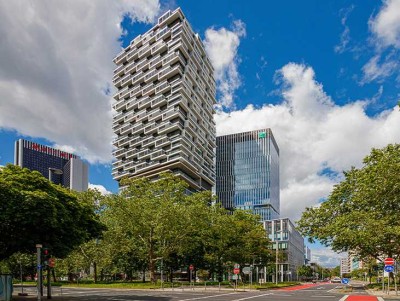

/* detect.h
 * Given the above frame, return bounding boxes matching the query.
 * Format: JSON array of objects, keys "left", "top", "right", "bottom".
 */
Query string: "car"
[{"left": 331, "top": 277, "right": 342, "bottom": 283}]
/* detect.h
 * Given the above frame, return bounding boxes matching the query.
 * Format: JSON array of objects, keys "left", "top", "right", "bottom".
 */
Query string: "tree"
[
  {"left": 0, "top": 164, "right": 105, "bottom": 260},
  {"left": 101, "top": 172, "right": 213, "bottom": 283},
  {"left": 297, "top": 265, "right": 313, "bottom": 280},
  {"left": 331, "top": 266, "right": 340, "bottom": 277},
  {"left": 298, "top": 144, "right": 400, "bottom": 263},
  {"left": 202, "top": 207, "right": 272, "bottom": 281}
]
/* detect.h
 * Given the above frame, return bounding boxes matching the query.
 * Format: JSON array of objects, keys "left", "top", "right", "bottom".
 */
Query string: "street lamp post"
[
  {"left": 276, "top": 240, "right": 278, "bottom": 285},
  {"left": 36, "top": 244, "right": 42, "bottom": 301}
]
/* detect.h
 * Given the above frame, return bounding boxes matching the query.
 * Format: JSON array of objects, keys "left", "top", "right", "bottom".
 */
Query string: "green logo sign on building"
[{"left": 258, "top": 132, "right": 266, "bottom": 138}]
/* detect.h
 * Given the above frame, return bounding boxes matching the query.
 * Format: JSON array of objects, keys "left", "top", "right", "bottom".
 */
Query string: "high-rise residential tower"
[
  {"left": 216, "top": 129, "right": 280, "bottom": 221},
  {"left": 14, "top": 139, "right": 88, "bottom": 192},
  {"left": 112, "top": 8, "right": 216, "bottom": 191}
]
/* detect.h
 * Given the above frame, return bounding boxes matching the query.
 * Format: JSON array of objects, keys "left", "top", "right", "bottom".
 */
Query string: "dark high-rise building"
[
  {"left": 14, "top": 139, "right": 88, "bottom": 191},
  {"left": 216, "top": 129, "right": 280, "bottom": 221},
  {"left": 111, "top": 8, "right": 216, "bottom": 191}
]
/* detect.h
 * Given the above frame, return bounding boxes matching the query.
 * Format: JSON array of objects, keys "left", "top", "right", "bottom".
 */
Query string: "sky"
[{"left": 1, "top": 0, "right": 400, "bottom": 267}]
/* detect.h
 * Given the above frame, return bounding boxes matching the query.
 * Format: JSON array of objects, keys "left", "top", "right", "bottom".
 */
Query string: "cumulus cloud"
[
  {"left": 362, "top": 0, "right": 400, "bottom": 83},
  {"left": 369, "top": 0, "right": 400, "bottom": 49},
  {"left": 204, "top": 20, "right": 246, "bottom": 109},
  {"left": 0, "top": 0, "right": 160, "bottom": 163},
  {"left": 311, "top": 247, "right": 347, "bottom": 268},
  {"left": 89, "top": 183, "right": 112, "bottom": 195},
  {"left": 215, "top": 62, "right": 400, "bottom": 221}
]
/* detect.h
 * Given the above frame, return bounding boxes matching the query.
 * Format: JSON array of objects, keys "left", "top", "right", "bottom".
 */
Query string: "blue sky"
[{"left": 1, "top": 0, "right": 399, "bottom": 266}]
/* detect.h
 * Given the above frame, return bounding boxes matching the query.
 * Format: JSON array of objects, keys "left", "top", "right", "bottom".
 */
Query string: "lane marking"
[
  {"left": 231, "top": 293, "right": 273, "bottom": 300},
  {"left": 377, "top": 298, "right": 384, "bottom": 301},
  {"left": 339, "top": 296, "right": 349, "bottom": 301},
  {"left": 178, "top": 292, "right": 237, "bottom": 301}
]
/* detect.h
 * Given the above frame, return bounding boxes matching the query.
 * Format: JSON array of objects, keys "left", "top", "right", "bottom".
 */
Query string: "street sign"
[
  {"left": 342, "top": 278, "right": 349, "bottom": 284},
  {"left": 233, "top": 268, "right": 240, "bottom": 275},
  {"left": 384, "top": 265, "right": 394, "bottom": 273},
  {"left": 384, "top": 258, "right": 395, "bottom": 265},
  {"left": 189, "top": 264, "right": 194, "bottom": 271},
  {"left": 234, "top": 263, "right": 240, "bottom": 269}
]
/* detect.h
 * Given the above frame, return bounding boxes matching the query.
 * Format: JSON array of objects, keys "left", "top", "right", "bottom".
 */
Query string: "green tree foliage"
[
  {"left": 203, "top": 208, "right": 272, "bottom": 281},
  {"left": 0, "top": 164, "right": 105, "bottom": 260},
  {"left": 98, "top": 173, "right": 272, "bottom": 283},
  {"left": 101, "top": 173, "right": 211, "bottom": 282},
  {"left": 298, "top": 144, "right": 400, "bottom": 262},
  {"left": 331, "top": 266, "right": 340, "bottom": 277},
  {"left": 297, "top": 265, "right": 313, "bottom": 278}
]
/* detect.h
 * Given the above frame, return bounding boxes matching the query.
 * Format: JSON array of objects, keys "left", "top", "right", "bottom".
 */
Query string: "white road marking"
[
  {"left": 231, "top": 293, "right": 273, "bottom": 300},
  {"left": 338, "top": 296, "right": 348, "bottom": 301},
  {"left": 377, "top": 298, "right": 385, "bottom": 301},
  {"left": 178, "top": 292, "right": 237, "bottom": 301}
]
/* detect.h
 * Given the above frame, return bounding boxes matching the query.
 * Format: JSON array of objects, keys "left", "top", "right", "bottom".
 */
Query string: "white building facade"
[{"left": 112, "top": 8, "right": 216, "bottom": 191}]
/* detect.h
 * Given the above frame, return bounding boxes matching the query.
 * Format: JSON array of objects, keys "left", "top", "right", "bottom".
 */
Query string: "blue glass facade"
[
  {"left": 15, "top": 139, "right": 77, "bottom": 187},
  {"left": 216, "top": 129, "right": 280, "bottom": 221}
]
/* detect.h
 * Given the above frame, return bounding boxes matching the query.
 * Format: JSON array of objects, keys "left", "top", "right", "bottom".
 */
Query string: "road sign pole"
[
  {"left": 36, "top": 244, "right": 42, "bottom": 301},
  {"left": 47, "top": 265, "right": 51, "bottom": 299}
]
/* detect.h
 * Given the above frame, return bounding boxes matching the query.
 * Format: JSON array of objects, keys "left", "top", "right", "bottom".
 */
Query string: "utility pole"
[
  {"left": 275, "top": 240, "right": 278, "bottom": 284},
  {"left": 36, "top": 244, "right": 42, "bottom": 301}
]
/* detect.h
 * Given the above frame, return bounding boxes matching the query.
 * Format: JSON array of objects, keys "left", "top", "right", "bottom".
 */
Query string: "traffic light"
[{"left": 42, "top": 248, "right": 50, "bottom": 267}]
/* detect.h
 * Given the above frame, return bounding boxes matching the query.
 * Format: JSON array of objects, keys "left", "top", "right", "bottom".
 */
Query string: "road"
[{"left": 13, "top": 283, "right": 400, "bottom": 301}]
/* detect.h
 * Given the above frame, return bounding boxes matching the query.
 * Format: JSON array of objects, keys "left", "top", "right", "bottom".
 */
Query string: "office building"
[
  {"left": 14, "top": 139, "right": 88, "bottom": 191},
  {"left": 340, "top": 257, "right": 351, "bottom": 276},
  {"left": 305, "top": 246, "right": 312, "bottom": 265},
  {"left": 264, "top": 218, "right": 305, "bottom": 281},
  {"left": 216, "top": 129, "right": 279, "bottom": 220},
  {"left": 112, "top": 8, "right": 216, "bottom": 191}
]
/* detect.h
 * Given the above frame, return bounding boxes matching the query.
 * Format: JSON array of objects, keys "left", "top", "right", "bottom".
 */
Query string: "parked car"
[{"left": 331, "top": 277, "right": 342, "bottom": 283}]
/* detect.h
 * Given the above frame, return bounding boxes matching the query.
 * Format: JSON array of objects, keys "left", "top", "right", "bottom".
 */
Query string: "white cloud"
[
  {"left": 369, "top": 0, "right": 400, "bottom": 49},
  {"left": 362, "top": 0, "right": 400, "bottom": 83},
  {"left": 361, "top": 54, "right": 399, "bottom": 84},
  {"left": 334, "top": 5, "right": 354, "bottom": 54},
  {"left": 215, "top": 62, "right": 400, "bottom": 221},
  {"left": 0, "top": 0, "right": 160, "bottom": 163},
  {"left": 311, "top": 246, "right": 346, "bottom": 268},
  {"left": 89, "top": 183, "right": 112, "bottom": 195},
  {"left": 204, "top": 20, "right": 246, "bottom": 109}
]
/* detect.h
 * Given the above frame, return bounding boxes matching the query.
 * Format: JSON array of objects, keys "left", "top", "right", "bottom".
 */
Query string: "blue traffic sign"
[
  {"left": 384, "top": 265, "right": 394, "bottom": 273},
  {"left": 342, "top": 278, "right": 349, "bottom": 284},
  {"left": 37, "top": 264, "right": 42, "bottom": 269}
]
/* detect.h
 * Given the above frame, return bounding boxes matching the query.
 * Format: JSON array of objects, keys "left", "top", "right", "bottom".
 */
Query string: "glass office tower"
[{"left": 216, "top": 129, "right": 280, "bottom": 221}]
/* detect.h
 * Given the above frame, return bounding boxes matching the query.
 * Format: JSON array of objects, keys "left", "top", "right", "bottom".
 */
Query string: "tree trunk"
[
  {"left": 93, "top": 262, "right": 97, "bottom": 283},
  {"left": 52, "top": 269, "right": 57, "bottom": 283},
  {"left": 142, "top": 267, "right": 146, "bottom": 283},
  {"left": 149, "top": 235, "right": 155, "bottom": 283}
]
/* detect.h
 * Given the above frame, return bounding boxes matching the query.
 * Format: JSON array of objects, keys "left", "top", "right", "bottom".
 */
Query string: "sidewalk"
[{"left": 367, "top": 289, "right": 400, "bottom": 300}]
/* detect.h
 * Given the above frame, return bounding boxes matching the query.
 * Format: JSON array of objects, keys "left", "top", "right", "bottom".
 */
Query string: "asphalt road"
[{"left": 13, "top": 283, "right": 400, "bottom": 301}]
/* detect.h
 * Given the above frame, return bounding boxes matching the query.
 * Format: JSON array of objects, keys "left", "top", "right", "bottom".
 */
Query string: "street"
[{"left": 13, "top": 283, "right": 400, "bottom": 301}]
